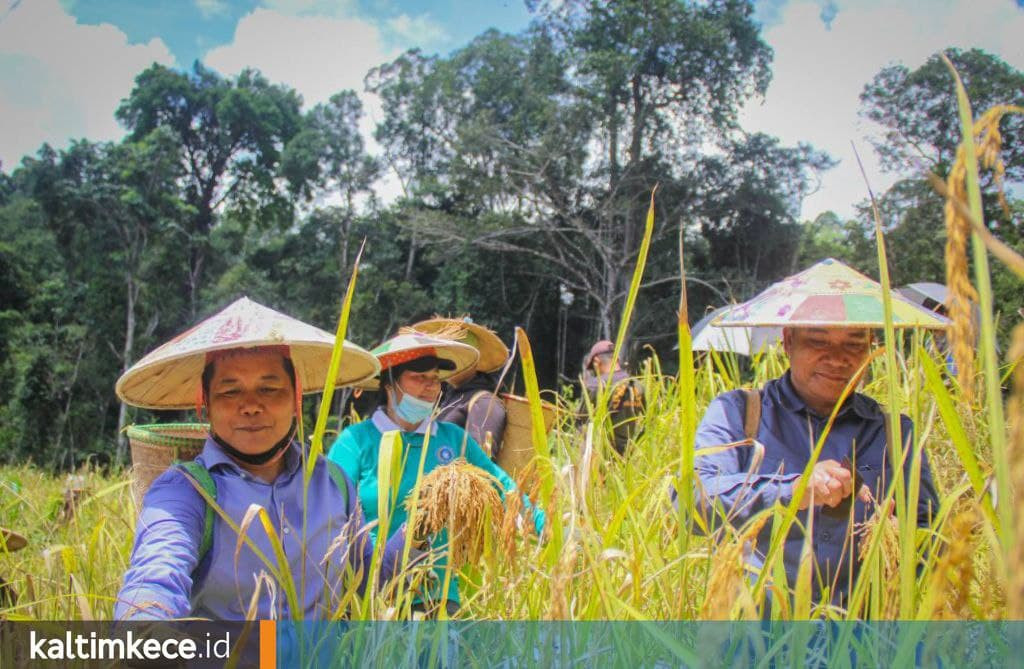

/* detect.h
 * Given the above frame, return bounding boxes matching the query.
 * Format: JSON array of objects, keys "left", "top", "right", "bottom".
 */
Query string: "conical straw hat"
[
  {"left": 372, "top": 332, "right": 479, "bottom": 380},
  {"left": 712, "top": 258, "right": 951, "bottom": 329},
  {"left": 410, "top": 316, "right": 509, "bottom": 373},
  {"left": 116, "top": 297, "right": 380, "bottom": 409},
  {"left": 1, "top": 527, "right": 27, "bottom": 552}
]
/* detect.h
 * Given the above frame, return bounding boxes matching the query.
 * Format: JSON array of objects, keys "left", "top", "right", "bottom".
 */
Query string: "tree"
[
  {"left": 9, "top": 137, "right": 190, "bottom": 464},
  {"left": 283, "top": 91, "right": 380, "bottom": 272},
  {"left": 368, "top": 2, "right": 826, "bottom": 356},
  {"left": 116, "top": 62, "right": 307, "bottom": 317},
  {"left": 861, "top": 48, "right": 1024, "bottom": 182},
  {"left": 859, "top": 48, "right": 1024, "bottom": 344},
  {"left": 697, "top": 133, "right": 834, "bottom": 291}
]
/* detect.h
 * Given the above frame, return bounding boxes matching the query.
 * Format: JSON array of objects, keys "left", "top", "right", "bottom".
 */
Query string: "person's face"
[
  {"left": 782, "top": 327, "right": 872, "bottom": 414},
  {"left": 593, "top": 353, "right": 620, "bottom": 376},
  {"left": 207, "top": 351, "right": 295, "bottom": 455},
  {"left": 393, "top": 368, "right": 442, "bottom": 403}
]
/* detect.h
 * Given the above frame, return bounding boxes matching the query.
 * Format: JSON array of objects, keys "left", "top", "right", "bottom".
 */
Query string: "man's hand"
[{"left": 796, "top": 460, "right": 855, "bottom": 510}]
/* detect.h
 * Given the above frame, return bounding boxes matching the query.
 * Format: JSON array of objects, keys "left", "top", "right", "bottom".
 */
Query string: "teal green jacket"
[{"left": 327, "top": 409, "right": 544, "bottom": 604}]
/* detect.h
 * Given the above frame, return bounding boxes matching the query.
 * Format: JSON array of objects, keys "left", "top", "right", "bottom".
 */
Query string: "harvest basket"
[
  {"left": 127, "top": 423, "right": 208, "bottom": 509},
  {"left": 496, "top": 393, "right": 557, "bottom": 481}
]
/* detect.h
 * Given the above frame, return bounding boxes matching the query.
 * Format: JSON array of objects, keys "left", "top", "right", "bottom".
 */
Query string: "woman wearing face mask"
[{"left": 327, "top": 332, "right": 544, "bottom": 617}]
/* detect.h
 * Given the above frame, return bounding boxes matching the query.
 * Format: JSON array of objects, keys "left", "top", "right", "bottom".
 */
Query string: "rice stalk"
[
  {"left": 854, "top": 500, "right": 901, "bottom": 619},
  {"left": 700, "top": 512, "right": 769, "bottom": 620},
  {"left": 307, "top": 239, "right": 366, "bottom": 475},
  {"left": 922, "top": 505, "right": 980, "bottom": 620},
  {"left": 236, "top": 503, "right": 301, "bottom": 618},
  {"left": 546, "top": 538, "right": 578, "bottom": 620},
  {"left": 854, "top": 140, "right": 916, "bottom": 616},
  {"left": 942, "top": 152, "right": 979, "bottom": 401},
  {"left": 406, "top": 459, "right": 502, "bottom": 569},
  {"left": 942, "top": 52, "right": 1013, "bottom": 556},
  {"left": 1006, "top": 324, "right": 1024, "bottom": 617}
]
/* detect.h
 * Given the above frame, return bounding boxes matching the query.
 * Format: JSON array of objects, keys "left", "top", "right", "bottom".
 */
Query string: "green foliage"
[
  {"left": 1, "top": 8, "right": 1021, "bottom": 475},
  {"left": 861, "top": 48, "right": 1024, "bottom": 180}
]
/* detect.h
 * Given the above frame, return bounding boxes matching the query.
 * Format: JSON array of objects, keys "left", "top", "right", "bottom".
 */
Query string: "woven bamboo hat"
[
  {"left": 410, "top": 316, "right": 509, "bottom": 373},
  {"left": 712, "top": 258, "right": 951, "bottom": 330},
  {"left": 1, "top": 527, "right": 27, "bottom": 552},
  {"left": 372, "top": 332, "right": 479, "bottom": 381},
  {"left": 116, "top": 297, "right": 380, "bottom": 410}
]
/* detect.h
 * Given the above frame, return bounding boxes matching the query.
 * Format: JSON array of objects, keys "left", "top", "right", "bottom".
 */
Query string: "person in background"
[
  {"left": 411, "top": 317, "right": 510, "bottom": 459},
  {"left": 580, "top": 340, "right": 645, "bottom": 455}
]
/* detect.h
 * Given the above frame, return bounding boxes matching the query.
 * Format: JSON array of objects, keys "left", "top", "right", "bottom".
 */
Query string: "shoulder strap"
[
  {"left": 742, "top": 388, "right": 761, "bottom": 441},
  {"left": 324, "top": 460, "right": 350, "bottom": 511},
  {"left": 465, "top": 390, "right": 490, "bottom": 415},
  {"left": 175, "top": 461, "right": 216, "bottom": 563}
]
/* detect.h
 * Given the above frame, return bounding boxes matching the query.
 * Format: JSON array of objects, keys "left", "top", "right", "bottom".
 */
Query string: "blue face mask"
[{"left": 390, "top": 388, "right": 435, "bottom": 426}]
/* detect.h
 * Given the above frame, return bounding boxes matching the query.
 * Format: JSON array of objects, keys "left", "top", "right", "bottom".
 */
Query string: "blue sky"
[
  {"left": 62, "top": 0, "right": 535, "bottom": 68},
  {"left": 2, "top": 0, "right": 1023, "bottom": 219}
]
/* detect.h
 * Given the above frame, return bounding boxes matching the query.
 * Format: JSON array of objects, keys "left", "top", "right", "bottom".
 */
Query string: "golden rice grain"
[
  {"left": 1006, "top": 324, "right": 1024, "bottom": 617},
  {"left": 927, "top": 506, "right": 980, "bottom": 619},
  {"left": 942, "top": 104, "right": 1024, "bottom": 402},
  {"left": 700, "top": 512, "right": 770, "bottom": 619},
  {"left": 406, "top": 459, "right": 502, "bottom": 569}
]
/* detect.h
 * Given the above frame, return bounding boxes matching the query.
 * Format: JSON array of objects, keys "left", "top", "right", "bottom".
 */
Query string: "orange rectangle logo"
[{"left": 259, "top": 619, "right": 276, "bottom": 669}]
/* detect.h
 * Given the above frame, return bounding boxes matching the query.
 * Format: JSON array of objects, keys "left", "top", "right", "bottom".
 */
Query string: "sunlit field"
[{"left": 1, "top": 62, "right": 1022, "bottom": 626}]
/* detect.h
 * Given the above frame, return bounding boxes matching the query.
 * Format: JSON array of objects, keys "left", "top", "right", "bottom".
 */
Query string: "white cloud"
[
  {"left": 0, "top": 0, "right": 174, "bottom": 171},
  {"left": 204, "top": 7, "right": 417, "bottom": 204},
  {"left": 204, "top": 8, "right": 397, "bottom": 108},
  {"left": 385, "top": 13, "right": 448, "bottom": 48},
  {"left": 741, "top": 0, "right": 1024, "bottom": 221},
  {"left": 195, "top": 0, "right": 231, "bottom": 19}
]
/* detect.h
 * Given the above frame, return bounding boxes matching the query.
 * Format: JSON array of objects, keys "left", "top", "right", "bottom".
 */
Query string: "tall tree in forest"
[
  {"left": 859, "top": 48, "right": 1024, "bottom": 341},
  {"left": 283, "top": 90, "right": 380, "bottom": 272},
  {"left": 116, "top": 62, "right": 307, "bottom": 317},
  {"left": 14, "top": 137, "right": 188, "bottom": 463},
  {"left": 861, "top": 48, "right": 1024, "bottom": 181},
  {"left": 369, "top": 1, "right": 828, "bottom": 347}
]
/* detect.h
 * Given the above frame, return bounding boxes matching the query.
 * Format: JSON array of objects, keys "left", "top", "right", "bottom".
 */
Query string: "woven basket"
[
  {"left": 496, "top": 394, "right": 557, "bottom": 481},
  {"left": 127, "top": 423, "right": 208, "bottom": 509}
]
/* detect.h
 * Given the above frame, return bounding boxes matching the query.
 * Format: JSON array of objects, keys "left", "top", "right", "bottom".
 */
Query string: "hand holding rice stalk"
[{"left": 406, "top": 458, "right": 503, "bottom": 569}]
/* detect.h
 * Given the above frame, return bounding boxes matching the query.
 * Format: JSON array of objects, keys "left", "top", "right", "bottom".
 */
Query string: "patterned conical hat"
[
  {"left": 372, "top": 332, "right": 479, "bottom": 380},
  {"left": 713, "top": 258, "right": 951, "bottom": 329},
  {"left": 410, "top": 317, "right": 509, "bottom": 373},
  {"left": 116, "top": 297, "right": 380, "bottom": 409}
]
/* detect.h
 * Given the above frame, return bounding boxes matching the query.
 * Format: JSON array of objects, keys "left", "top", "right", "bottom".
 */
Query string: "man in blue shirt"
[
  {"left": 691, "top": 326, "right": 939, "bottom": 607},
  {"left": 116, "top": 347, "right": 412, "bottom": 620},
  {"left": 113, "top": 298, "right": 415, "bottom": 621}
]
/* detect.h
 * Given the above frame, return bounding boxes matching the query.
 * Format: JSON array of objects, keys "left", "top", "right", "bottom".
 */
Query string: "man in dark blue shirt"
[{"left": 692, "top": 326, "right": 939, "bottom": 607}]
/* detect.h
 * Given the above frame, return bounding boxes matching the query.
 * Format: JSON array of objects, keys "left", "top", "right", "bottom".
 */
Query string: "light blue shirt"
[{"left": 115, "top": 438, "right": 406, "bottom": 620}]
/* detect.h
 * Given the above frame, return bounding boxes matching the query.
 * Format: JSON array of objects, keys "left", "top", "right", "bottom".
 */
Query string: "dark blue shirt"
[{"left": 692, "top": 372, "right": 939, "bottom": 605}]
